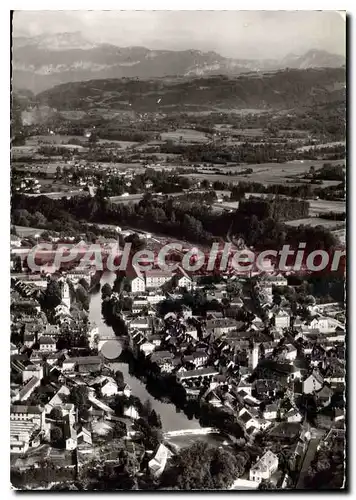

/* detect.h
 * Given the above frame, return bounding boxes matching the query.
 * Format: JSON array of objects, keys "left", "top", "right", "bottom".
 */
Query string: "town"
[{"left": 10, "top": 219, "right": 345, "bottom": 489}]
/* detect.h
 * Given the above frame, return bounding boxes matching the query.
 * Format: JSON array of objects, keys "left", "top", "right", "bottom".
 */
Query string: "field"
[
  {"left": 181, "top": 159, "right": 345, "bottom": 186},
  {"left": 284, "top": 218, "right": 344, "bottom": 229},
  {"left": 14, "top": 226, "right": 45, "bottom": 237},
  {"left": 160, "top": 129, "right": 209, "bottom": 143},
  {"left": 211, "top": 196, "right": 346, "bottom": 218},
  {"left": 309, "top": 199, "right": 345, "bottom": 215},
  {"left": 25, "top": 135, "right": 87, "bottom": 147},
  {"left": 296, "top": 141, "right": 346, "bottom": 152},
  {"left": 97, "top": 139, "right": 139, "bottom": 149}
]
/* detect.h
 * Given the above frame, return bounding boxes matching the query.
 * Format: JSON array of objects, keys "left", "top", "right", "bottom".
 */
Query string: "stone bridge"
[{"left": 96, "top": 337, "right": 122, "bottom": 360}]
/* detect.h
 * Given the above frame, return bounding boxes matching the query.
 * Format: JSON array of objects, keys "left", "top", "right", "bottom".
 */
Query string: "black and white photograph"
[{"left": 9, "top": 9, "right": 346, "bottom": 491}]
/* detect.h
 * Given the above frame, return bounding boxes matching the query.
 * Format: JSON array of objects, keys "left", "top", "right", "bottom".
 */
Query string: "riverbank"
[{"left": 88, "top": 271, "right": 203, "bottom": 433}]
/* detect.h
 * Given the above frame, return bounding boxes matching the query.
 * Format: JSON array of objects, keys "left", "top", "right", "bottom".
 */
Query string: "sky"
[{"left": 12, "top": 11, "right": 346, "bottom": 59}]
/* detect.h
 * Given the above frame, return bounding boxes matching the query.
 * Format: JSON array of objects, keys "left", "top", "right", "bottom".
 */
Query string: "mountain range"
[{"left": 12, "top": 32, "right": 346, "bottom": 94}]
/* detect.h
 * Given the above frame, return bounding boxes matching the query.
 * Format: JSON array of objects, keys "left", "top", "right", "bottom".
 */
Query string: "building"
[
  {"left": 131, "top": 275, "right": 146, "bottom": 294},
  {"left": 148, "top": 443, "right": 171, "bottom": 477},
  {"left": 132, "top": 297, "right": 148, "bottom": 314},
  {"left": 145, "top": 270, "right": 172, "bottom": 289},
  {"left": 176, "top": 366, "right": 219, "bottom": 384},
  {"left": 17, "top": 376, "right": 41, "bottom": 402},
  {"left": 315, "top": 385, "right": 333, "bottom": 408},
  {"left": 77, "top": 427, "right": 93, "bottom": 450},
  {"left": 205, "top": 318, "right": 240, "bottom": 338},
  {"left": 23, "top": 334, "right": 36, "bottom": 349},
  {"left": 128, "top": 317, "right": 152, "bottom": 331},
  {"left": 176, "top": 267, "right": 193, "bottom": 291},
  {"left": 286, "top": 408, "right": 303, "bottom": 423},
  {"left": 100, "top": 378, "right": 119, "bottom": 397},
  {"left": 10, "top": 421, "right": 42, "bottom": 454},
  {"left": 60, "top": 280, "right": 71, "bottom": 309},
  {"left": 150, "top": 351, "right": 175, "bottom": 373},
  {"left": 274, "top": 310, "right": 291, "bottom": 331},
  {"left": 248, "top": 344, "right": 259, "bottom": 370},
  {"left": 62, "top": 356, "right": 103, "bottom": 374},
  {"left": 263, "top": 404, "right": 278, "bottom": 420},
  {"left": 64, "top": 417, "right": 77, "bottom": 450},
  {"left": 22, "top": 365, "right": 43, "bottom": 383},
  {"left": 45, "top": 385, "right": 71, "bottom": 414},
  {"left": 39, "top": 336, "right": 57, "bottom": 352},
  {"left": 249, "top": 451, "right": 279, "bottom": 483},
  {"left": 123, "top": 405, "right": 139, "bottom": 420},
  {"left": 284, "top": 344, "right": 297, "bottom": 362},
  {"left": 11, "top": 405, "right": 46, "bottom": 431},
  {"left": 303, "top": 371, "right": 324, "bottom": 394}
]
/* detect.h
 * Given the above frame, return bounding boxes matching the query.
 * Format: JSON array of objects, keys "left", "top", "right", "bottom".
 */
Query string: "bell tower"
[
  {"left": 248, "top": 343, "right": 259, "bottom": 370},
  {"left": 61, "top": 280, "right": 71, "bottom": 309}
]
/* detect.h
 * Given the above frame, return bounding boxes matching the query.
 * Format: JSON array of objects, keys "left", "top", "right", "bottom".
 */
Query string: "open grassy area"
[
  {"left": 25, "top": 134, "right": 87, "bottom": 147},
  {"left": 181, "top": 159, "right": 345, "bottom": 186},
  {"left": 14, "top": 226, "right": 45, "bottom": 237},
  {"left": 309, "top": 199, "right": 345, "bottom": 215},
  {"left": 284, "top": 218, "right": 344, "bottom": 229},
  {"left": 161, "top": 129, "right": 209, "bottom": 143}
]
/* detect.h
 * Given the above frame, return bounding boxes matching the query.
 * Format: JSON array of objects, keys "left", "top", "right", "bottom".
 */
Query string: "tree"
[
  {"left": 43, "top": 279, "right": 62, "bottom": 309},
  {"left": 12, "top": 254, "right": 23, "bottom": 272},
  {"left": 49, "top": 407, "right": 62, "bottom": 421},
  {"left": 142, "top": 399, "right": 153, "bottom": 418},
  {"left": 76, "top": 283, "right": 90, "bottom": 310},
  {"left": 50, "top": 425, "right": 63, "bottom": 447},
  {"left": 160, "top": 442, "right": 244, "bottom": 490},
  {"left": 69, "top": 385, "right": 89, "bottom": 407},
  {"left": 78, "top": 278, "right": 90, "bottom": 291},
  {"left": 101, "top": 283, "right": 113, "bottom": 299},
  {"left": 258, "top": 480, "right": 276, "bottom": 490},
  {"left": 133, "top": 417, "right": 162, "bottom": 450},
  {"left": 114, "top": 369, "right": 124, "bottom": 389},
  {"left": 148, "top": 409, "right": 162, "bottom": 429},
  {"left": 124, "top": 233, "right": 146, "bottom": 252}
]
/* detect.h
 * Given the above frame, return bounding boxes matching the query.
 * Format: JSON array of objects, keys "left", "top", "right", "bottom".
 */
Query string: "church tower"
[
  {"left": 61, "top": 280, "right": 71, "bottom": 309},
  {"left": 248, "top": 343, "right": 259, "bottom": 370}
]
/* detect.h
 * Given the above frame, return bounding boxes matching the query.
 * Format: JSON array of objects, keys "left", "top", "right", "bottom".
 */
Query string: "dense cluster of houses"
[
  {"left": 10, "top": 260, "right": 173, "bottom": 485},
  {"left": 10, "top": 228, "right": 345, "bottom": 489},
  {"left": 114, "top": 264, "right": 345, "bottom": 486}
]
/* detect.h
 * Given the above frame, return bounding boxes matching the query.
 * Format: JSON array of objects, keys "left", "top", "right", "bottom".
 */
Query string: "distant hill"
[
  {"left": 33, "top": 68, "right": 346, "bottom": 114},
  {"left": 12, "top": 32, "right": 346, "bottom": 93}
]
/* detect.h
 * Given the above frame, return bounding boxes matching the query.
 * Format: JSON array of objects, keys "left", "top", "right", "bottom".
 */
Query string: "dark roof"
[
  {"left": 177, "top": 366, "right": 219, "bottom": 379},
  {"left": 310, "top": 370, "right": 324, "bottom": 385},
  {"left": 240, "top": 411, "right": 253, "bottom": 423},
  {"left": 24, "top": 334, "right": 35, "bottom": 341},
  {"left": 269, "top": 422, "right": 301, "bottom": 438},
  {"left": 39, "top": 336, "right": 56, "bottom": 344},
  {"left": 255, "top": 379, "right": 278, "bottom": 393},
  {"left": 315, "top": 385, "right": 333, "bottom": 399},
  {"left": 67, "top": 356, "right": 102, "bottom": 365},
  {"left": 18, "top": 376, "right": 40, "bottom": 398},
  {"left": 150, "top": 351, "right": 174, "bottom": 363},
  {"left": 259, "top": 360, "right": 297, "bottom": 375}
]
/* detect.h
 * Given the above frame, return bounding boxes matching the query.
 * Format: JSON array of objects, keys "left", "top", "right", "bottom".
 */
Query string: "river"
[{"left": 88, "top": 271, "right": 202, "bottom": 433}]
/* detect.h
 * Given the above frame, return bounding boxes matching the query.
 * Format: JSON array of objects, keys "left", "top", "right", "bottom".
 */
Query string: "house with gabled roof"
[
  {"left": 302, "top": 370, "right": 324, "bottom": 394},
  {"left": 39, "top": 336, "right": 57, "bottom": 352},
  {"left": 249, "top": 451, "right": 279, "bottom": 483}
]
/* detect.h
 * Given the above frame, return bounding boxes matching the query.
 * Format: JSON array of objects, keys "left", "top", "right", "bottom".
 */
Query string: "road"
[{"left": 295, "top": 429, "right": 325, "bottom": 489}]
